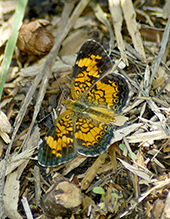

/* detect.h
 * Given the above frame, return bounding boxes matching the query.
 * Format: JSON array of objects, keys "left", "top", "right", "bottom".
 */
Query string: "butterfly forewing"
[{"left": 71, "top": 40, "right": 112, "bottom": 100}]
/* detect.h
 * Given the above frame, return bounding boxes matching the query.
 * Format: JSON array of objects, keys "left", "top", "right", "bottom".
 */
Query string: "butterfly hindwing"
[
  {"left": 74, "top": 113, "right": 115, "bottom": 156},
  {"left": 38, "top": 111, "right": 77, "bottom": 167},
  {"left": 85, "top": 72, "right": 131, "bottom": 114}
]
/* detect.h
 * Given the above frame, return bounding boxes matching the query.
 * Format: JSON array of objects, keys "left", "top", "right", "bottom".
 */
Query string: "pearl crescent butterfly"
[{"left": 38, "top": 40, "right": 131, "bottom": 167}]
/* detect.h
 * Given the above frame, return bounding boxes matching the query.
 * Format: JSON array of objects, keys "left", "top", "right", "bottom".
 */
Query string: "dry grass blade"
[
  {"left": 150, "top": 17, "right": 170, "bottom": 84},
  {"left": 34, "top": 165, "right": 41, "bottom": 207},
  {"left": 121, "top": 0, "right": 146, "bottom": 61},
  {"left": 118, "top": 158, "right": 151, "bottom": 182},
  {"left": 81, "top": 153, "right": 108, "bottom": 190},
  {"left": 90, "top": 1, "right": 114, "bottom": 51},
  {"left": 109, "top": 0, "right": 128, "bottom": 65},
  {"left": 127, "top": 130, "right": 170, "bottom": 143},
  {"left": 21, "top": 197, "right": 34, "bottom": 219}
]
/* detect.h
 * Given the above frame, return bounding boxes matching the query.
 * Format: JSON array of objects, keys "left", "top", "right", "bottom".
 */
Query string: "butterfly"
[{"left": 38, "top": 40, "right": 131, "bottom": 167}]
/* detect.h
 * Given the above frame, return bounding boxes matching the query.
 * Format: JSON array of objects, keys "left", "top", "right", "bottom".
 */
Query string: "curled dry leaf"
[
  {"left": 17, "top": 19, "right": 54, "bottom": 56},
  {"left": 41, "top": 176, "right": 82, "bottom": 217},
  {"left": 0, "top": 110, "right": 12, "bottom": 143}
]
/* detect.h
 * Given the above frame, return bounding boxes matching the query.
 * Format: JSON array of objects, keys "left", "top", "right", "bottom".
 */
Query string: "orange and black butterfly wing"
[
  {"left": 74, "top": 113, "right": 115, "bottom": 156},
  {"left": 71, "top": 40, "right": 131, "bottom": 114},
  {"left": 85, "top": 72, "right": 131, "bottom": 114},
  {"left": 38, "top": 111, "right": 77, "bottom": 167},
  {"left": 71, "top": 40, "right": 112, "bottom": 100},
  {"left": 38, "top": 40, "right": 131, "bottom": 166}
]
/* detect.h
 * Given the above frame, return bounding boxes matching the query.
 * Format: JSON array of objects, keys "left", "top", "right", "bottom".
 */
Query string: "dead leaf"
[{"left": 4, "top": 171, "right": 22, "bottom": 219}]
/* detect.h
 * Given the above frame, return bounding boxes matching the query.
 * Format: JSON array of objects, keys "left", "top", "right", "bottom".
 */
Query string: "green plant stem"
[{"left": 0, "top": 0, "right": 28, "bottom": 100}]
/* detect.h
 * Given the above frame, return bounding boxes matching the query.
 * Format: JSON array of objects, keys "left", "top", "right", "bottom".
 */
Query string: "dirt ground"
[{"left": 1, "top": 0, "right": 170, "bottom": 218}]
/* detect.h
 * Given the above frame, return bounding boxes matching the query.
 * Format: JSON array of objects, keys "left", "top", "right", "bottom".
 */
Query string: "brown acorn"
[
  {"left": 40, "top": 175, "right": 82, "bottom": 218},
  {"left": 17, "top": 19, "right": 54, "bottom": 56}
]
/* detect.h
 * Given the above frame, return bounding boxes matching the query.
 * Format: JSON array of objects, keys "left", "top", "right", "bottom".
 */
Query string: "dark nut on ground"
[
  {"left": 41, "top": 179, "right": 82, "bottom": 217},
  {"left": 17, "top": 19, "right": 54, "bottom": 56}
]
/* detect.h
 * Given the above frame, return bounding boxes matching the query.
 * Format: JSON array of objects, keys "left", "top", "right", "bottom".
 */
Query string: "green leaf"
[
  {"left": 128, "top": 152, "right": 137, "bottom": 159},
  {"left": 119, "top": 143, "right": 125, "bottom": 151},
  {"left": 111, "top": 193, "right": 119, "bottom": 198},
  {"left": 93, "top": 186, "right": 105, "bottom": 195},
  {"left": 119, "top": 143, "right": 136, "bottom": 159}
]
